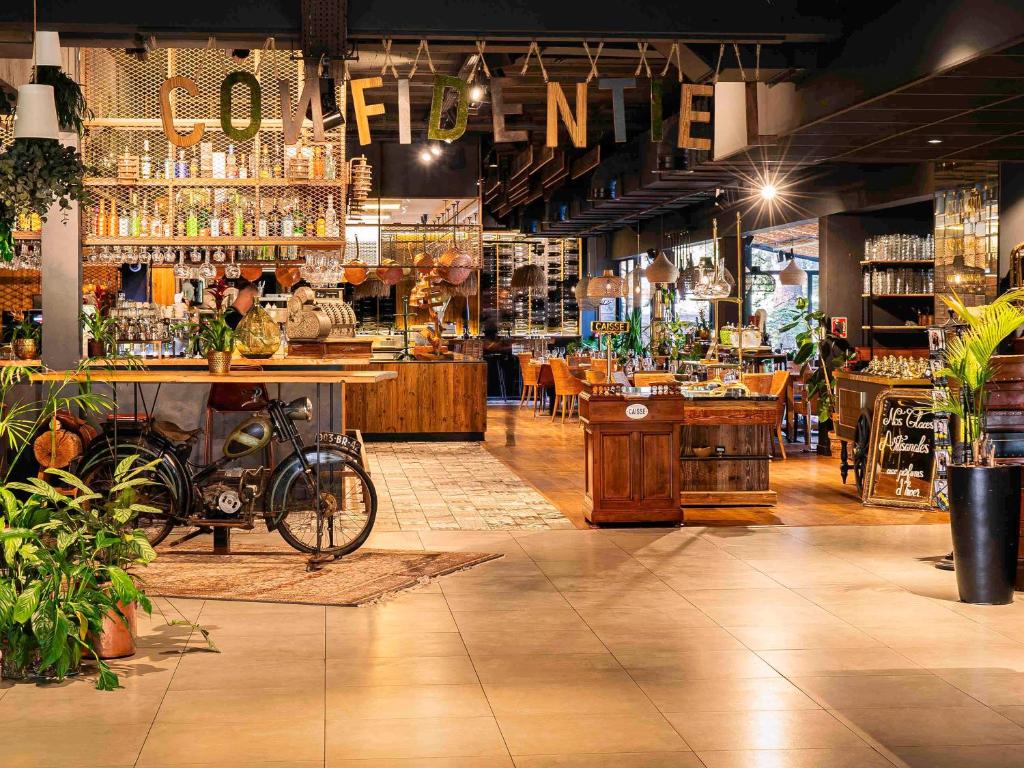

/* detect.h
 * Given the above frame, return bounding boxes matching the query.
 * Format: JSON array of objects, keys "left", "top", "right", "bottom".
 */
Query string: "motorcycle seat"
[{"left": 152, "top": 420, "right": 201, "bottom": 445}]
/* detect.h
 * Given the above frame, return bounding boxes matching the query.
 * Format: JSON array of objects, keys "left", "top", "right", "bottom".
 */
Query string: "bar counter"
[{"left": 580, "top": 384, "right": 779, "bottom": 525}]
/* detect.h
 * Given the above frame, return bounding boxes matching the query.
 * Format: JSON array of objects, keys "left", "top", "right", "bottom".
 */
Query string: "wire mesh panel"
[{"left": 79, "top": 47, "right": 347, "bottom": 262}]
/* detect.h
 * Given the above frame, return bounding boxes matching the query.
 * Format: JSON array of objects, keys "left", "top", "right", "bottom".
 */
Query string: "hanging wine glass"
[{"left": 173, "top": 250, "right": 189, "bottom": 279}]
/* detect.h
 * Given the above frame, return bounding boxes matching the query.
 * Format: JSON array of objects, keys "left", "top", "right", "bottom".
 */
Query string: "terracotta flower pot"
[
  {"left": 92, "top": 601, "right": 137, "bottom": 660},
  {"left": 207, "top": 350, "right": 232, "bottom": 375},
  {"left": 13, "top": 338, "right": 37, "bottom": 360}
]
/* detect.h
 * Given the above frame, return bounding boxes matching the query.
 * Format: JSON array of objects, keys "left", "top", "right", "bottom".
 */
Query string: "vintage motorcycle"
[{"left": 75, "top": 393, "right": 376, "bottom": 557}]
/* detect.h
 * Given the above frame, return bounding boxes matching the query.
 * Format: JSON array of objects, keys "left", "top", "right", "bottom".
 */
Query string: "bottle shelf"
[
  {"left": 861, "top": 293, "right": 934, "bottom": 298},
  {"left": 862, "top": 325, "right": 928, "bottom": 331},
  {"left": 84, "top": 177, "right": 343, "bottom": 188},
  {"left": 82, "top": 237, "right": 344, "bottom": 248},
  {"left": 860, "top": 260, "right": 934, "bottom": 267},
  {"left": 12, "top": 231, "right": 41, "bottom": 240}
]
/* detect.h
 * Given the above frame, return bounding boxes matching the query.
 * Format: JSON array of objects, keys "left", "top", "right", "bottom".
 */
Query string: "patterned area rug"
[
  {"left": 142, "top": 549, "right": 501, "bottom": 606},
  {"left": 367, "top": 442, "right": 573, "bottom": 531}
]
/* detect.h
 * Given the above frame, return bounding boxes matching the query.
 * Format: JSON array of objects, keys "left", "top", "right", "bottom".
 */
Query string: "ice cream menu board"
[{"left": 863, "top": 389, "right": 936, "bottom": 510}]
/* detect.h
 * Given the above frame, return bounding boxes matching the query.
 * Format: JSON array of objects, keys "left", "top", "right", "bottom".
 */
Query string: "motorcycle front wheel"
[{"left": 273, "top": 453, "right": 377, "bottom": 557}]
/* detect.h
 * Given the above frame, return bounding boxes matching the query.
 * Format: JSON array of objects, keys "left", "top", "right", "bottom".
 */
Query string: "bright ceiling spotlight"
[
  {"left": 759, "top": 183, "right": 778, "bottom": 202},
  {"left": 419, "top": 148, "right": 433, "bottom": 164},
  {"left": 928, "top": 138, "right": 943, "bottom": 144},
  {"left": 429, "top": 143, "right": 442, "bottom": 156},
  {"left": 468, "top": 83, "right": 486, "bottom": 102}
]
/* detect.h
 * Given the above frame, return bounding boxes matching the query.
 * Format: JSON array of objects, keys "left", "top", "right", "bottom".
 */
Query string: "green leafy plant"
[
  {"left": 565, "top": 338, "right": 599, "bottom": 356},
  {"left": 9, "top": 316, "right": 41, "bottom": 344},
  {"left": 81, "top": 311, "right": 115, "bottom": 355},
  {"left": 198, "top": 312, "right": 235, "bottom": 354},
  {"left": 0, "top": 139, "right": 90, "bottom": 262},
  {"left": 615, "top": 307, "right": 651, "bottom": 362},
  {"left": 32, "top": 66, "right": 91, "bottom": 135},
  {"left": 0, "top": 458, "right": 157, "bottom": 690},
  {"left": 779, "top": 297, "right": 853, "bottom": 420},
  {"left": 933, "top": 289, "right": 1024, "bottom": 463}
]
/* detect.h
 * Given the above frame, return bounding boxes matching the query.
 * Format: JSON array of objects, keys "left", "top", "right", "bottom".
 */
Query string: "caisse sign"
[
  {"left": 625, "top": 403, "right": 649, "bottom": 420},
  {"left": 591, "top": 321, "right": 630, "bottom": 335}
]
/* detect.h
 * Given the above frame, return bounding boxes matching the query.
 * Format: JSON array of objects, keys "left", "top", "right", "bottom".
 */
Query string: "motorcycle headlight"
[{"left": 284, "top": 396, "right": 312, "bottom": 421}]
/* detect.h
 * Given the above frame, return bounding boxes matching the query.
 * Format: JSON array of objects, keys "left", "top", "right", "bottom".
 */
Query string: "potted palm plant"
[
  {"left": 934, "top": 289, "right": 1024, "bottom": 604},
  {"left": 81, "top": 310, "right": 115, "bottom": 359},
  {"left": 9, "top": 316, "right": 41, "bottom": 360},
  {"left": 199, "top": 312, "right": 235, "bottom": 374}
]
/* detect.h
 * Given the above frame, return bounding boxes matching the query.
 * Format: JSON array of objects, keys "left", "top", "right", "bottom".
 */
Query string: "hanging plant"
[
  {"left": 0, "top": 138, "right": 91, "bottom": 261},
  {"left": 32, "top": 65, "right": 91, "bottom": 135}
]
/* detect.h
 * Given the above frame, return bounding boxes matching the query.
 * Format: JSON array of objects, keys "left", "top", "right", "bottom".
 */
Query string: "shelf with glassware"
[{"left": 861, "top": 234, "right": 936, "bottom": 349}]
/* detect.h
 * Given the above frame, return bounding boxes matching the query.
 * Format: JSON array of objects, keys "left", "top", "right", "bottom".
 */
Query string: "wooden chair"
[
  {"left": 516, "top": 353, "right": 540, "bottom": 413},
  {"left": 768, "top": 369, "right": 790, "bottom": 460},
  {"left": 633, "top": 372, "right": 677, "bottom": 387},
  {"left": 791, "top": 371, "right": 819, "bottom": 445},
  {"left": 549, "top": 357, "right": 585, "bottom": 423},
  {"left": 741, "top": 372, "right": 774, "bottom": 395},
  {"left": 204, "top": 365, "right": 272, "bottom": 463}
]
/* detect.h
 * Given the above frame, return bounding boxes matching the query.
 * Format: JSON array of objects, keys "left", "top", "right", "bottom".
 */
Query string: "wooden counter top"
[
  {"left": 0, "top": 359, "right": 40, "bottom": 367},
  {"left": 86, "top": 356, "right": 372, "bottom": 368},
  {"left": 834, "top": 370, "right": 931, "bottom": 386},
  {"left": 30, "top": 369, "right": 396, "bottom": 385}
]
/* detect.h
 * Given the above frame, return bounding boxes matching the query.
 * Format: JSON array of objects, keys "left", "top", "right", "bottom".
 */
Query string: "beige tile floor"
[{"left": 4, "top": 524, "right": 1024, "bottom": 767}]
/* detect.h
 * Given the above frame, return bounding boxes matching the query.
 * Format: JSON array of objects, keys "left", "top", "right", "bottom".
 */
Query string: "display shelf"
[
  {"left": 861, "top": 325, "right": 927, "bottom": 331},
  {"left": 860, "top": 260, "right": 934, "bottom": 267},
  {"left": 861, "top": 293, "right": 934, "bottom": 298},
  {"left": 83, "top": 236, "right": 343, "bottom": 247},
  {"left": 84, "top": 177, "right": 343, "bottom": 188},
  {"left": 12, "top": 231, "right": 40, "bottom": 240}
]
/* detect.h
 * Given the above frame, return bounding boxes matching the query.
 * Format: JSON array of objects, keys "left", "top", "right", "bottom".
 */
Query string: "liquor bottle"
[
  {"left": 140, "top": 198, "right": 150, "bottom": 237},
  {"left": 226, "top": 144, "right": 238, "bottom": 179},
  {"left": 118, "top": 201, "right": 130, "bottom": 237},
  {"left": 325, "top": 193, "right": 339, "bottom": 238},
  {"left": 257, "top": 202, "right": 268, "bottom": 238},
  {"left": 316, "top": 204, "right": 326, "bottom": 238},
  {"left": 30, "top": 212, "right": 41, "bottom": 231},
  {"left": 163, "top": 154, "right": 173, "bottom": 179},
  {"left": 269, "top": 199, "right": 282, "bottom": 237},
  {"left": 312, "top": 146, "right": 324, "bottom": 180},
  {"left": 210, "top": 204, "right": 220, "bottom": 238},
  {"left": 323, "top": 143, "right": 336, "bottom": 180},
  {"left": 175, "top": 150, "right": 188, "bottom": 179},
  {"left": 175, "top": 214, "right": 185, "bottom": 238},
  {"left": 260, "top": 145, "right": 271, "bottom": 179},
  {"left": 189, "top": 147, "right": 199, "bottom": 179},
  {"left": 239, "top": 152, "right": 248, "bottom": 180},
  {"left": 150, "top": 202, "right": 163, "bottom": 237},
  {"left": 140, "top": 139, "right": 152, "bottom": 179},
  {"left": 233, "top": 203, "right": 244, "bottom": 238},
  {"left": 186, "top": 204, "right": 198, "bottom": 237},
  {"left": 244, "top": 202, "right": 255, "bottom": 237},
  {"left": 281, "top": 201, "right": 294, "bottom": 238},
  {"left": 292, "top": 199, "right": 305, "bottom": 237},
  {"left": 108, "top": 200, "right": 118, "bottom": 237},
  {"left": 95, "top": 200, "right": 107, "bottom": 238},
  {"left": 130, "top": 193, "right": 141, "bottom": 237},
  {"left": 272, "top": 140, "right": 282, "bottom": 179}
]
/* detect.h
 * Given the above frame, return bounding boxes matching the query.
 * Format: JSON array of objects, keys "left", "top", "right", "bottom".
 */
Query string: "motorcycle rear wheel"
[{"left": 275, "top": 455, "right": 377, "bottom": 557}]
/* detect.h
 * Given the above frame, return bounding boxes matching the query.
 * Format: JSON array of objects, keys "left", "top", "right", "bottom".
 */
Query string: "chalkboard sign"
[{"left": 863, "top": 388, "right": 936, "bottom": 510}]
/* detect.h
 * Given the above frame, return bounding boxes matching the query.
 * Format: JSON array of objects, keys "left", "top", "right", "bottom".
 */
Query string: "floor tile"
[
  {"left": 497, "top": 712, "right": 688, "bottom": 755},
  {"left": 695, "top": 747, "right": 894, "bottom": 768},
  {"left": 640, "top": 677, "right": 821, "bottom": 713},
  {"left": 326, "top": 685, "right": 492, "bottom": 720},
  {"left": 666, "top": 710, "right": 865, "bottom": 751},
  {"left": 512, "top": 754, "right": 703, "bottom": 767},
  {"left": 891, "top": 745, "right": 1024, "bottom": 768},
  {"left": 757, "top": 647, "right": 921, "bottom": 677},
  {"left": 725, "top": 624, "right": 882, "bottom": 651},
  {"left": 459, "top": 628, "right": 606, "bottom": 656},
  {"left": 325, "top": 717, "right": 508, "bottom": 760},
  {"left": 483, "top": 672, "right": 657, "bottom": 716},
  {"left": 833, "top": 705, "right": 1024, "bottom": 746},
  {"left": 791, "top": 674, "right": 979, "bottom": 709},
  {"left": 138, "top": 720, "right": 324, "bottom": 766},
  {"left": 326, "top": 656, "right": 479, "bottom": 687},
  {"left": 616, "top": 649, "right": 782, "bottom": 682},
  {"left": 0, "top": 724, "right": 150, "bottom": 767}
]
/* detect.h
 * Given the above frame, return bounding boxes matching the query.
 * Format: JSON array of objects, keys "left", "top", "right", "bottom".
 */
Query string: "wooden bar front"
[{"left": 580, "top": 388, "right": 778, "bottom": 525}]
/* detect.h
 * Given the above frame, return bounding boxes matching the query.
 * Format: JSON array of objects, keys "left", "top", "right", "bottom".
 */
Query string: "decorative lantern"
[
  {"left": 778, "top": 254, "right": 807, "bottom": 286},
  {"left": 645, "top": 250, "right": 679, "bottom": 284},
  {"left": 587, "top": 269, "right": 626, "bottom": 299}
]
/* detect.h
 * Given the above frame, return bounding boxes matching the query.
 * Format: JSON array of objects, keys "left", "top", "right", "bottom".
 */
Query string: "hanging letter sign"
[
  {"left": 491, "top": 77, "right": 527, "bottom": 143},
  {"left": 220, "top": 71, "right": 262, "bottom": 142},
  {"left": 546, "top": 82, "right": 588, "bottom": 148},
  {"left": 598, "top": 78, "right": 635, "bottom": 143},
  {"left": 678, "top": 83, "right": 713, "bottom": 150},
  {"left": 350, "top": 76, "right": 386, "bottom": 146},
  {"left": 427, "top": 75, "right": 469, "bottom": 142},
  {"left": 159, "top": 76, "right": 206, "bottom": 148},
  {"left": 279, "top": 64, "right": 325, "bottom": 145}
]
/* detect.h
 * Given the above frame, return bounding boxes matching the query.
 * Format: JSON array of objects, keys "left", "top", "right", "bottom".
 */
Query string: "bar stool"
[{"left": 204, "top": 366, "right": 272, "bottom": 464}]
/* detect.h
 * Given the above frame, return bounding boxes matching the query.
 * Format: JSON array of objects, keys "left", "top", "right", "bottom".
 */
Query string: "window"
[{"left": 746, "top": 232, "right": 819, "bottom": 352}]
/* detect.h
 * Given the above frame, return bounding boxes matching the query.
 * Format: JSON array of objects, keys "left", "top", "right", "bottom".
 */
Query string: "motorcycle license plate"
[{"left": 316, "top": 432, "right": 360, "bottom": 451}]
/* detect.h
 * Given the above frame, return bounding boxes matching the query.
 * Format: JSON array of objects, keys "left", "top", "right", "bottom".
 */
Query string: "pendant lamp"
[
  {"left": 778, "top": 251, "right": 807, "bottom": 286},
  {"left": 34, "top": 31, "right": 62, "bottom": 67},
  {"left": 645, "top": 250, "right": 679, "bottom": 284},
  {"left": 947, "top": 252, "right": 986, "bottom": 294},
  {"left": 13, "top": 84, "right": 59, "bottom": 139},
  {"left": 510, "top": 263, "right": 546, "bottom": 291},
  {"left": 587, "top": 269, "right": 626, "bottom": 299}
]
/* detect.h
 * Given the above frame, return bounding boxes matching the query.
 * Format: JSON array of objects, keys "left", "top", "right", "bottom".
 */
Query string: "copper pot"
[
  {"left": 439, "top": 246, "right": 473, "bottom": 286},
  {"left": 92, "top": 601, "right": 137, "bottom": 660},
  {"left": 344, "top": 259, "right": 369, "bottom": 285},
  {"left": 376, "top": 259, "right": 404, "bottom": 286},
  {"left": 207, "top": 350, "right": 232, "bottom": 375},
  {"left": 12, "top": 338, "right": 37, "bottom": 360},
  {"left": 413, "top": 252, "right": 433, "bottom": 273}
]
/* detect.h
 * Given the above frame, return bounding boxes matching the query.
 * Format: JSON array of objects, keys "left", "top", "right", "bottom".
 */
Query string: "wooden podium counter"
[{"left": 580, "top": 385, "right": 778, "bottom": 525}]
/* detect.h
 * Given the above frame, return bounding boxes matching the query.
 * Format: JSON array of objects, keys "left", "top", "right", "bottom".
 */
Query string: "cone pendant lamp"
[{"left": 13, "top": 84, "right": 59, "bottom": 139}]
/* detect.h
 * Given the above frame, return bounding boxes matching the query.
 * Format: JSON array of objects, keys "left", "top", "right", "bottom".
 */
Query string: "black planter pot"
[{"left": 948, "top": 464, "right": 1022, "bottom": 605}]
